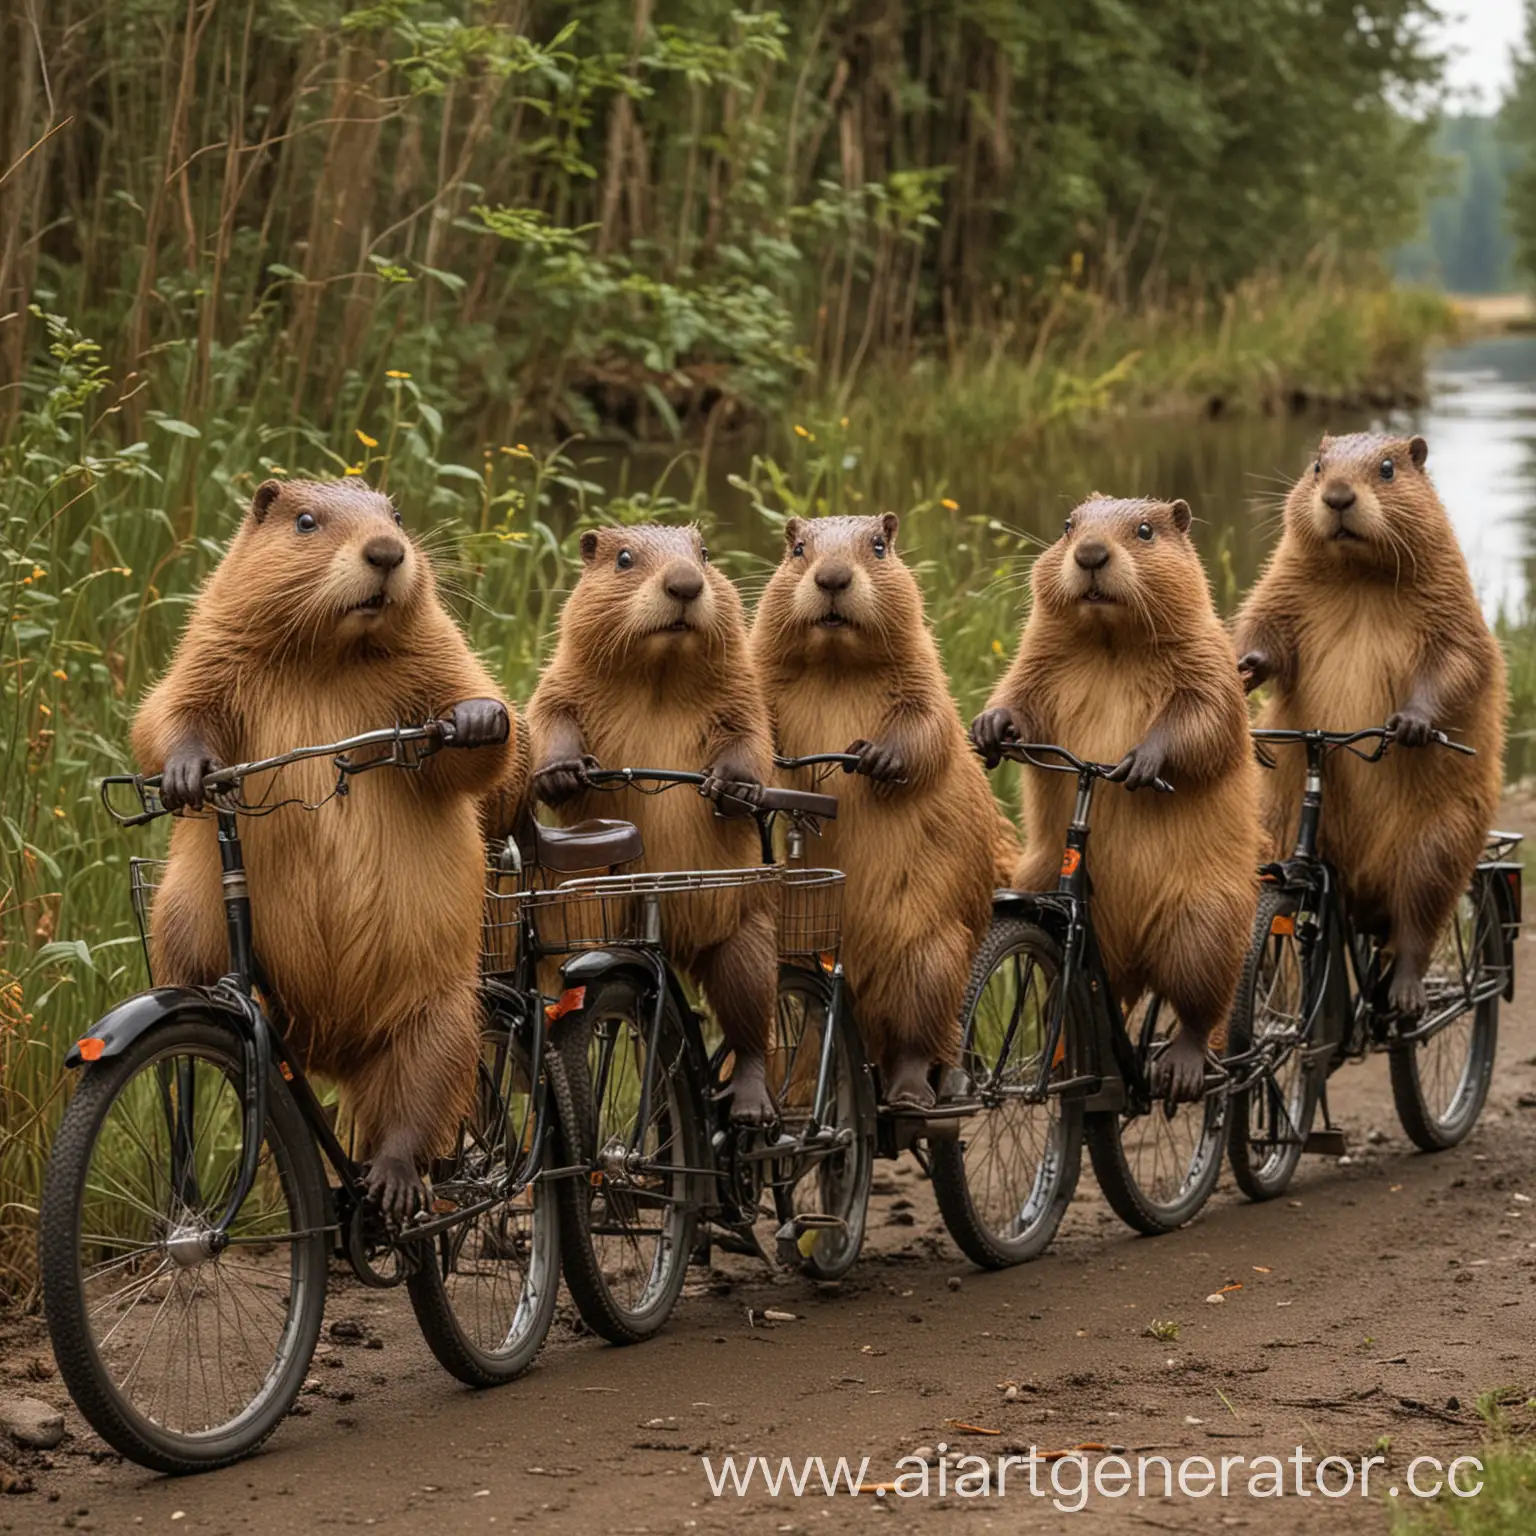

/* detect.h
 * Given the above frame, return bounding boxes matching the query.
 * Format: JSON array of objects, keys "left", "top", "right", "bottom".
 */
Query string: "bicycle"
[
  {"left": 1226, "top": 726, "right": 1521, "bottom": 1201},
  {"left": 934, "top": 742, "right": 1232, "bottom": 1263},
  {"left": 40, "top": 724, "right": 563, "bottom": 1475},
  {"left": 529, "top": 764, "right": 876, "bottom": 1346}
]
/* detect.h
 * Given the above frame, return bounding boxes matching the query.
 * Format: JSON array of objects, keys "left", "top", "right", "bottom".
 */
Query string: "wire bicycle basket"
[
  {"left": 778, "top": 868, "right": 844, "bottom": 968},
  {"left": 127, "top": 857, "right": 167, "bottom": 986}
]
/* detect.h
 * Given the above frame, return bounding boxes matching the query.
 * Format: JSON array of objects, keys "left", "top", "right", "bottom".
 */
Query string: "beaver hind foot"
[
  {"left": 1388, "top": 962, "right": 1428, "bottom": 1019},
  {"left": 1151, "top": 1029, "right": 1209, "bottom": 1105},
  {"left": 364, "top": 1152, "right": 428, "bottom": 1231},
  {"left": 883, "top": 1053, "right": 937, "bottom": 1113},
  {"left": 723, "top": 1053, "right": 777, "bottom": 1126}
]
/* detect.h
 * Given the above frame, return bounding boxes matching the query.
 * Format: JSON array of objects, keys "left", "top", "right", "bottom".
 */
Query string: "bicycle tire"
[
  {"left": 929, "top": 918, "right": 1083, "bottom": 1268},
  {"left": 39, "top": 1015, "right": 328, "bottom": 1474}
]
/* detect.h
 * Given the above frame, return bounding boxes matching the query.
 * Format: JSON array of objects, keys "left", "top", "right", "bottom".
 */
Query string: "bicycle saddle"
[{"left": 529, "top": 818, "right": 644, "bottom": 873}]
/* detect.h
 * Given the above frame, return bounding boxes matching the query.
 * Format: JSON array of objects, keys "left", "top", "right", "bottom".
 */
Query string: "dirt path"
[{"left": 5, "top": 812, "right": 1535, "bottom": 1535}]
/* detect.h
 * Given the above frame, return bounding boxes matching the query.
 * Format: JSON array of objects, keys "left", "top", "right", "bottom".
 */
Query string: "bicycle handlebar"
[
  {"left": 996, "top": 741, "right": 1175, "bottom": 795},
  {"left": 101, "top": 723, "right": 446, "bottom": 827},
  {"left": 581, "top": 766, "right": 838, "bottom": 823},
  {"left": 1252, "top": 725, "right": 1475, "bottom": 760}
]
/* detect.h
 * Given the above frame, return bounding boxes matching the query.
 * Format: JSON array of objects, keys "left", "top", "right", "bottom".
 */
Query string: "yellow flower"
[
  {"left": 115, "top": 566, "right": 133, "bottom": 577},
  {"left": 839, "top": 416, "right": 849, "bottom": 429},
  {"left": 991, "top": 639, "right": 1004, "bottom": 656},
  {"left": 52, "top": 668, "right": 68, "bottom": 682},
  {"left": 793, "top": 424, "right": 810, "bottom": 438},
  {"left": 515, "top": 443, "right": 530, "bottom": 454},
  {"left": 941, "top": 497, "right": 959, "bottom": 512},
  {"left": 386, "top": 369, "right": 411, "bottom": 380},
  {"left": 31, "top": 566, "right": 44, "bottom": 581},
  {"left": 53, "top": 806, "right": 66, "bottom": 819},
  {"left": 38, "top": 702, "right": 51, "bottom": 717},
  {"left": 344, "top": 465, "right": 364, "bottom": 477},
  {"left": 267, "top": 466, "right": 286, "bottom": 475},
  {"left": 356, "top": 430, "right": 378, "bottom": 449}
]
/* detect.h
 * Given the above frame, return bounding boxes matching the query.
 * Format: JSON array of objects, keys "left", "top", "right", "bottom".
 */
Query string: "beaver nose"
[
  {"left": 1322, "top": 484, "right": 1357, "bottom": 513},
  {"left": 663, "top": 565, "right": 704, "bottom": 602},
  {"left": 814, "top": 561, "right": 854, "bottom": 593},
  {"left": 1074, "top": 540, "right": 1110, "bottom": 571},
  {"left": 363, "top": 536, "right": 405, "bottom": 571}
]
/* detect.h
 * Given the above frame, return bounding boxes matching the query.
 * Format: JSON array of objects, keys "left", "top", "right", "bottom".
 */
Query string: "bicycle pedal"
[
  {"left": 1302, "top": 1127, "right": 1348, "bottom": 1157},
  {"left": 774, "top": 1215, "right": 845, "bottom": 1267}
]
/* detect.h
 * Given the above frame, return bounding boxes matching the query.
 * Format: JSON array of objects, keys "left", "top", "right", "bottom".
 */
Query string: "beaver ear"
[
  {"left": 880, "top": 512, "right": 899, "bottom": 547},
  {"left": 783, "top": 516, "right": 807, "bottom": 550},
  {"left": 1409, "top": 435, "right": 1428, "bottom": 469},
  {"left": 579, "top": 530, "right": 599, "bottom": 566},
  {"left": 1168, "top": 498, "right": 1192, "bottom": 534},
  {"left": 251, "top": 480, "right": 282, "bottom": 524}
]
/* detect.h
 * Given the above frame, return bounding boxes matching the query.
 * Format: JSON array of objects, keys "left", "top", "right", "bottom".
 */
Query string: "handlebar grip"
[
  {"left": 1431, "top": 730, "right": 1477, "bottom": 756},
  {"left": 758, "top": 786, "right": 839, "bottom": 821}
]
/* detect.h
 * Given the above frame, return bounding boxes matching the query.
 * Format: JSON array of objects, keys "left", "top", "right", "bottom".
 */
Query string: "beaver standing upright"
[
  {"left": 974, "top": 496, "right": 1261, "bottom": 1101},
  {"left": 1233, "top": 433, "right": 1505, "bottom": 1015},
  {"left": 751, "top": 514, "right": 1017, "bottom": 1111},
  {"left": 133, "top": 478, "right": 517, "bottom": 1222},
  {"left": 527, "top": 524, "right": 778, "bottom": 1123}
]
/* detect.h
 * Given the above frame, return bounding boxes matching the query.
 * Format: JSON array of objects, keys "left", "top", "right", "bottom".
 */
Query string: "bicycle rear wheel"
[
  {"left": 1228, "top": 887, "right": 1321, "bottom": 1201},
  {"left": 1085, "top": 996, "right": 1228, "bottom": 1235},
  {"left": 768, "top": 966, "right": 874, "bottom": 1280},
  {"left": 551, "top": 977, "right": 701, "bottom": 1344},
  {"left": 407, "top": 1015, "right": 561, "bottom": 1385},
  {"left": 929, "top": 919, "right": 1083, "bottom": 1268},
  {"left": 39, "top": 1015, "right": 327, "bottom": 1473},
  {"left": 1389, "top": 878, "right": 1502, "bottom": 1151}
]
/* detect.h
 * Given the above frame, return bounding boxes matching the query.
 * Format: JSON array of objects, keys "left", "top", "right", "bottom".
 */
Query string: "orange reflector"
[
  {"left": 278, "top": 1060, "right": 294, "bottom": 1081},
  {"left": 1270, "top": 914, "right": 1294, "bottom": 936},
  {"left": 1052, "top": 1034, "right": 1066, "bottom": 1069},
  {"left": 819, "top": 950, "right": 836, "bottom": 973},
  {"left": 1060, "top": 847, "right": 1081, "bottom": 877},
  {"left": 76, "top": 1037, "right": 106, "bottom": 1062},
  {"left": 544, "top": 986, "right": 587, "bottom": 1025}
]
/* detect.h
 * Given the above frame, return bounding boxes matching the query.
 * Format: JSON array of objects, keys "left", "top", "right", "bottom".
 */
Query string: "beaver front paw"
[
  {"left": 1386, "top": 706, "right": 1433, "bottom": 748},
  {"left": 1151, "top": 1030, "right": 1209, "bottom": 1104},
  {"left": 845, "top": 738, "right": 906, "bottom": 783},
  {"left": 968, "top": 707, "right": 1019, "bottom": 767},
  {"left": 702, "top": 760, "right": 764, "bottom": 814},
  {"left": 160, "top": 742, "right": 224, "bottom": 811},
  {"left": 1105, "top": 739, "right": 1168, "bottom": 791},
  {"left": 441, "top": 697, "right": 510, "bottom": 748},
  {"left": 723, "top": 1054, "right": 776, "bottom": 1126},
  {"left": 1236, "top": 650, "right": 1271, "bottom": 694},
  {"left": 364, "top": 1153, "right": 426, "bottom": 1232},
  {"left": 533, "top": 755, "right": 596, "bottom": 805}
]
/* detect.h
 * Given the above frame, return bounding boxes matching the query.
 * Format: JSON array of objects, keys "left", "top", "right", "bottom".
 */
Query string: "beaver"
[
  {"left": 973, "top": 495, "right": 1261, "bottom": 1102},
  {"left": 1232, "top": 432, "right": 1506, "bottom": 1015},
  {"left": 132, "top": 478, "right": 517, "bottom": 1224},
  {"left": 750, "top": 513, "right": 1018, "bottom": 1111},
  {"left": 527, "top": 523, "right": 778, "bottom": 1123}
]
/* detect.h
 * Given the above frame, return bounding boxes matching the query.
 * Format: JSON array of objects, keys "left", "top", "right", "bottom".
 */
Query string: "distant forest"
[{"left": 1398, "top": 114, "right": 1518, "bottom": 293}]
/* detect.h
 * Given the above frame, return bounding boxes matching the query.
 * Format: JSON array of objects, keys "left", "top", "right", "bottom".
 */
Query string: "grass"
[{"left": 1393, "top": 1390, "right": 1536, "bottom": 1533}]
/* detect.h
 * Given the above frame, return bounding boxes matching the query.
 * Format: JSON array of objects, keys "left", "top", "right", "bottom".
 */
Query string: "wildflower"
[
  {"left": 31, "top": 566, "right": 44, "bottom": 581},
  {"left": 52, "top": 668, "right": 68, "bottom": 682},
  {"left": 992, "top": 639, "right": 1004, "bottom": 657},
  {"left": 115, "top": 567, "right": 133, "bottom": 577},
  {"left": 344, "top": 465, "right": 364, "bottom": 477},
  {"left": 839, "top": 416, "right": 850, "bottom": 429},
  {"left": 515, "top": 443, "right": 530, "bottom": 454},
  {"left": 38, "top": 703, "right": 51, "bottom": 717},
  {"left": 941, "top": 498, "right": 959, "bottom": 512},
  {"left": 793, "top": 424, "right": 814, "bottom": 440},
  {"left": 386, "top": 369, "right": 411, "bottom": 380},
  {"left": 53, "top": 806, "right": 66, "bottom": 819},
  {"left": 356, "top": 430, "right": 379, "bottom": 449},
  {"left": 267, "top": 466, "right": 287, "bottom": 476},
  {"left": 1070, "top": 250, "right": 1084, "bottom": 279}
]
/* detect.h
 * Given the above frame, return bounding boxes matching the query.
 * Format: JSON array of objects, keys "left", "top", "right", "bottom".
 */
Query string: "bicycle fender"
[
  {"left": 64, "top": 986, "right": 248, "bottom": 1068},
  {"left": 990, "top": 889, "right": 1073, "bottom": 940},
  {"left": 559, "top": 948, "right": 662, "bottom": 995}
]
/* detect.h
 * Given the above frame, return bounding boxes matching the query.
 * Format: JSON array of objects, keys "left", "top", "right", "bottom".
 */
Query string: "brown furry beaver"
[
  {"left": 750, "top": 513, "right": 1018, "bottom": 1111},
  {"left": 133, "top": 478, "right": 517, "bottom": 1223},
  {"left": 527, "top": 523, "right": 778, "bottom": 1123},
  {"left": 974, "top": 495, "right": 1261, "bottom": 1102},
  {"left": 1233, "top": 432, "right": 1506, "bottom": 1015}
]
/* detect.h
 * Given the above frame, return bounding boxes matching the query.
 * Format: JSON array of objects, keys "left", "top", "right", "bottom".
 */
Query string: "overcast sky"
[{"left": 1436, "top": 0, "right": 1526, "bottom": 109}]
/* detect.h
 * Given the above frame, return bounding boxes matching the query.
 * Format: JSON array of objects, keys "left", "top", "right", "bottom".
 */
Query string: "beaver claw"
[
  {"left": 969, "top": 708, "right": 1019, "bottom": 768},
  {"left": 534, "top": 755, "right": 596, "bottom": 805},
  {"left": 161, "top": 743, "right": 224, "bottom": 811},
  {"left": 846, "top": 738, "right": 906, "bottom": 783},
  {"left": 363, "top": 1154, "right": 427, "bottom": 1232},
  {"left": 441, "top": 697, "right": 510, "bottom": 748},
  {"left": 702, "top": 767, "right": 764, "bottom": 814},
  {"left": 1151, "top": 1030, "right": 1208, "bottom": 1105},
  {"left": 1105, "top": 739, "right": 1167, "bottom": 792},
  {"left": 1386, "top": 707, "right": 1433, "bottom": 748},
  {"left": 1388, "top": 965, "right": 1427, "bottom": 1018}
]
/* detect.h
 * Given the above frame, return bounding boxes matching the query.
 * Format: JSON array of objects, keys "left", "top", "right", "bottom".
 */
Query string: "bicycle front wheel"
[
  {"left": 551, "top": 977, "right": 701, "bottom": 1344},
  {"left": 407, "top": 1016, "right": 561, "bottom": 1385},
  {"left": 1389, "top": 878, "right": 1502, "bottom": 1151},
  {"left": 39, "top": 1015, "right": 328, "bottom": 1474},
  {"left": 768, "top": 965, "right": 874, "bottom": 1280},
  {"left": 1085, "top": 996, "right": 1228, "bottom": 1235},
  {"left": 929, "top": 919, "right": 1083, "bottom": 1268},
  {"left": 1228, "top": 886, "right": 1320, "bottom": 1201}
]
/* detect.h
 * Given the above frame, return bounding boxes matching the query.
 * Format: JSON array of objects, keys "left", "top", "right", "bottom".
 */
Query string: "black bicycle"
[
  {"left": 1226, "top": 726, "right": 1521, "bottom": 1200},
  {"left": 933, "top": 743, "right": 1231, "bottom": 1263},
  {"left": 40, "top": 725, "right": 563, "bottom": 1475},
  {"left": 526, "top": 765, "right": 876, "bottom": 1346}
]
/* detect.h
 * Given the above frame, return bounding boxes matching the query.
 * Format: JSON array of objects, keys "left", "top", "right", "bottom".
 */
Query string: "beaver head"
[
  {"left": 1032, "top": 494, "right": 1205, "bottom": 641},
  {"left": 755, "top": 514, "right": 922, "bottom": 665},
  {"left": 1284, "top": 432, "right": 1440, "bottom": 577},
  {"left": 227, "top": 479, "right": 427, "bottom": 653},
  {"left": 562, "top": 524, "right": 740, "bottom": 675}
]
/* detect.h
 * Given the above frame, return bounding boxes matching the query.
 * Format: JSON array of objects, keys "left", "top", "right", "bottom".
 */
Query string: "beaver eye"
[
  {"left": 392, "top": 509, "right": 403, "bottom": 527},
  {"left": 616, "top": 549, "right": 633, "bottom": 571},
  {"left": 295, "top": 512, "right": 318, "bottom": 533},
  {"left": 1314, "top": 460, "right": 1322, "bottom": 476},
  {"left": 1063, "top": 519, "right": 1073, "bottom": 536},
  {"left": 872, "top": 537, "right": 886, "bottom": 559},
  {"left": 1136, "top": 522, "right": 1154, "bottom": 541},
  {"left": 792, "top": 542, "right": 805, "bottom": 559},
  {"left": 1380, "top": 458, "right": 1394, "bottom": 482},
  {"left": 699, "top": 546, "right": 709, "bottom": 565}
]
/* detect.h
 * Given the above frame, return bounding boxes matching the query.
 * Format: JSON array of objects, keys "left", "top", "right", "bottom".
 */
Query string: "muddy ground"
[{"left": 4, "top": 810, "right": 1535, "bottom": 1534}]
